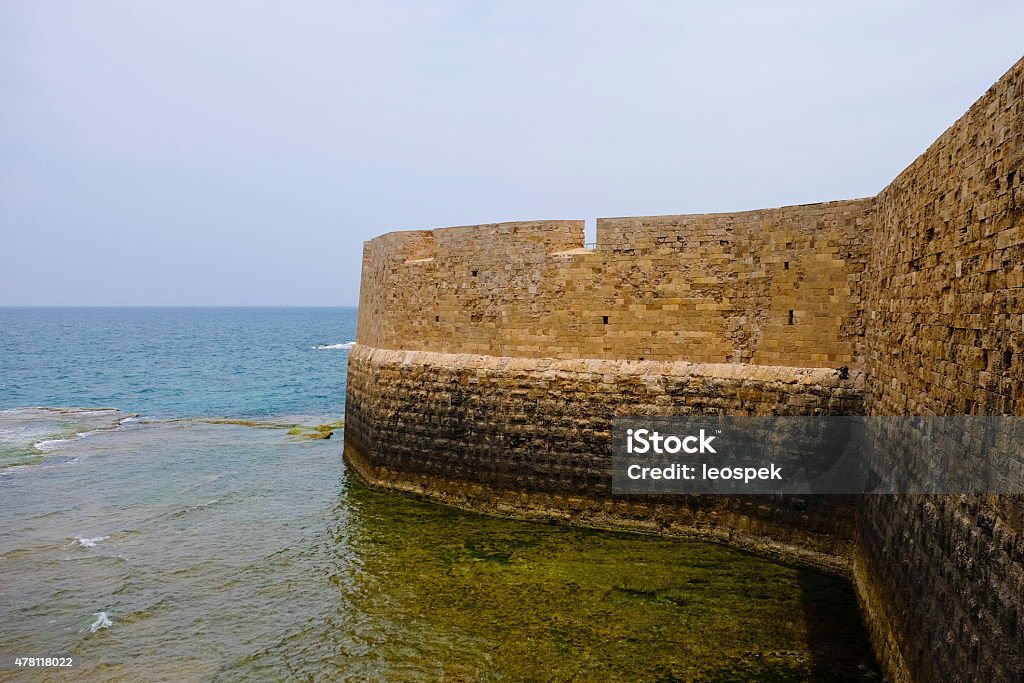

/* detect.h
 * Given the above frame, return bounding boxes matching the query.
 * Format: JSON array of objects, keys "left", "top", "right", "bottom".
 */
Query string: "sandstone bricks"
[{"left": 357, "top": 202, "right": 873, "bottom": 370}]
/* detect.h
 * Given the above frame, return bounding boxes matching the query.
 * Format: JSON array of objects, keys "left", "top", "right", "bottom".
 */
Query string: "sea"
[{"left": 0, "top": 307, "right": 880, "bottom": 681}]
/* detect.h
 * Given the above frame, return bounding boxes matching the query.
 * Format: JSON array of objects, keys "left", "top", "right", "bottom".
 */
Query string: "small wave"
[
  {"left": 90, "top": 611, "right": 112, "bottom": 632},
  {"left": 75, "top": 535, "right": 108, "bottom": 548},
  {"left": 35, "top": 429, "right": 102, "bottom": 452},
  {"left": 167, "top": 498, "right": 223, "bottom": 519},
  {"left": 312, "top": 342, "right": 355, "bottom": 350},
  {"left": 33, "top": 439, "right": 68, "bottom": 452},
  {"left": 31, "top": 413, "right": 139, "bottom": 453}
]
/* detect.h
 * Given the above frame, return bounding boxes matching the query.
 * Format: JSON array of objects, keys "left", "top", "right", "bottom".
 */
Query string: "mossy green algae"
[
  {"left": 309, "top": 480, "right": 882, "bottom": 682},
  {"left": 190, "top": 417, "right": 345, "bottom": 438},
  {"left": 287, "top": 420, "right": 344, "bottom": 439}
]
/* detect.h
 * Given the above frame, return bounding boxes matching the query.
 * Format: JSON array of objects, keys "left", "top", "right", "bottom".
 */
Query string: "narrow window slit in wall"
[
  {"left": 435, "top": 316, "right": 440, "bottom": 322},
  {"left": 471, "top": 270, "right": 478, "bottom": 277},
  {"left": 1004, "top": 349, "right": 1013, "bottom": 370},
  {"left": 602, "top": 316, "right": 609, "bottom": 325},
  {"left": 788, "top": 310, "right": 794, "bottom": 325},
  {"left": 784, "top": 261, "right": 789, "bottom": 270}
]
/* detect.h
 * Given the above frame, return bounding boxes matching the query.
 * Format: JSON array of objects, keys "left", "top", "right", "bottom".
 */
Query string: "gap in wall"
[{"left": 584, "top": 218, "right": 597, "bottom": 248}]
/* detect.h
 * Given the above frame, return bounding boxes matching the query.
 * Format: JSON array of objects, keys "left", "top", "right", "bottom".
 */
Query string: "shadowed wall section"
[{"left": 854, "top": 56, "right": 1024, "bottom": 683}]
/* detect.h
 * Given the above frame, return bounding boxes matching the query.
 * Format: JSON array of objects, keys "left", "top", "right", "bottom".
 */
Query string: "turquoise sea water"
[
  {"left": 0, "top": 308, "right": 880, "bottom": 681},
  {"left": 0, "top": 307, "right": 357, "bottom": 419}
]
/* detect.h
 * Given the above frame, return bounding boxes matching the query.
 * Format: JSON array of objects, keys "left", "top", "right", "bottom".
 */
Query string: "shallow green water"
[
  {"left": 0, "top": 414, "right": 879, "bottom": 681},
  {"left": 313, "top": 484, "right": 880, "bottom": 682}
]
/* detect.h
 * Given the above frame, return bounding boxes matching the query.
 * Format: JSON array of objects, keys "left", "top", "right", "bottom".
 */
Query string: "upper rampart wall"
[{"left": 357, "top": 201, "right": 874, "bottom": 370}]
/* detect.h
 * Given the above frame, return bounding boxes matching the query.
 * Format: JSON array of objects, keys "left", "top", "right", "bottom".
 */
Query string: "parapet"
[
  {"left": 357, "top": 201, "right": 873, "bottom": 370},
  {"left": 596, "top": 199, "right": 875, "bottom": 253}
]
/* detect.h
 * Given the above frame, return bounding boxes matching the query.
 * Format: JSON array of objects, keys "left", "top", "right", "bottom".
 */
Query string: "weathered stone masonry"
[
  {"left": 855, "top": 55, "right": 1024, "bottom": 683},
  {"left": 346, "top": 57, "right": 1024, "bottom": 682},
  {"left": 357, "top": 199, "right": 873, "bottom": 368},
  {"left": 345, "top": 347, "right": 864, "bottom": 572}
]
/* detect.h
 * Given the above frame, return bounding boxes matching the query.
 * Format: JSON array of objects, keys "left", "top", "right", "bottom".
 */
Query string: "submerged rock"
[{"left": 288, "top": 421, "right": 344, "bottom": 439}]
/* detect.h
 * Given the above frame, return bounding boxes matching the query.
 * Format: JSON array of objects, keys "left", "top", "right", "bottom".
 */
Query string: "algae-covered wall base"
[{"left": 345, "top": 345, "right": 862, "bottom": 573}]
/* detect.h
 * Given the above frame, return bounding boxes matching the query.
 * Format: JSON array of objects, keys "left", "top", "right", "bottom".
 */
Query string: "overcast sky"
[{"left": 1, "top": 2, "right": 1022, "bottom": 306}]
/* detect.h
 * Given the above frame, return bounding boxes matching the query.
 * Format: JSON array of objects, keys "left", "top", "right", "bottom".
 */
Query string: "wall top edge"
[
  {"left": 596, "top": 197, "right": 877, "bottom": 223},
  {"left": 878, "top": 53, "right": 1024, "bottom": 200},
  {"left": 367, "top": 220, "right": 581, "bottom": 243},
  {"left": 362, "top": 196, "right": 878, "bottom": 252}
]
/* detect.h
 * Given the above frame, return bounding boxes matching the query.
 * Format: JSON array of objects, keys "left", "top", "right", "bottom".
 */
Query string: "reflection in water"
[{"left": 0, "top": 416, "right": 879, "bottom": 681}]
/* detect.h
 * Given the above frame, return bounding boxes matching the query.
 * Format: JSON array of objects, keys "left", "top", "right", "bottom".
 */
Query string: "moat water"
[{"left": 0, "top": 308, "right": 880, "bottom": 680}]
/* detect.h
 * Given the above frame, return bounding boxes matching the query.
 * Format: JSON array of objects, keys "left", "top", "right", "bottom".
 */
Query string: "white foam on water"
[
  {"left": 31, "top": 412, "right": 138, "bottom": 453},
  {"left": 312, "top": 341, "right": 355, "bottom": 350},
  {"left": 35, "top": 429, "right": 102, "bottom": 452},
  {"left": 90, "top": 612, "right": 112, "bottom": 632},
  {"left": 75, "top": 535, "right": 108, "bottom": 548}
]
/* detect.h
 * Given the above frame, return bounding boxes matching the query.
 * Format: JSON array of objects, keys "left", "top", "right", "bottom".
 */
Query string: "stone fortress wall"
[
  {"left": 357, "top": 199, "right": 873, "bottom": 368},
  {"left": 345, "top": 347, "right": 865, "bottom": 571},
  {"left": 345, "top": 57, "right": 1024, "bottom": 682},
  {"left": 855, "top": 56, "right": 1024, "bottom": 682}
]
